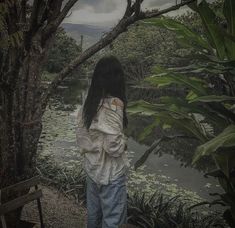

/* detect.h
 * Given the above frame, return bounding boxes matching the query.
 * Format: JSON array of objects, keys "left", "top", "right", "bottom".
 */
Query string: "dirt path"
[{"left": 21, "top": 185, "right": 87, "bottom": 228}]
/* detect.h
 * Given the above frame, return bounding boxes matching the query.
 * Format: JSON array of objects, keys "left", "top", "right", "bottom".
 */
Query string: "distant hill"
[{"left": 61, "top": 23, "right": 111, "bottom": 48}]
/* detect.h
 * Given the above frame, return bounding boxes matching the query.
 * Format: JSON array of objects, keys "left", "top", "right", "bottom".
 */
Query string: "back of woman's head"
[{"left": 83, "top": 55, "right": 128, "bottom": 130}]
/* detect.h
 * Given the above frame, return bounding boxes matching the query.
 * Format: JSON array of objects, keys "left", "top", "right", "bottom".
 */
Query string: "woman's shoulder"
[
  {"left": 104, "top": 96, "right": 124, "bottom": 111},
  {"left": 111, "top": 97, "right": 124, "bottom": 108}
]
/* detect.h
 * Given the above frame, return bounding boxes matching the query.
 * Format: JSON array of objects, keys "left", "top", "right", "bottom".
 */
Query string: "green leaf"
[
  {"left": 138, "top": 118, "right": 160, "bottom": 142},
  {"left": 186, "top": 90, "right": 198, "bottom": 101},
  {"left": 127, "top": 99, "right": 164, "bottom": 116},
  {"left": 224, "top": 0, "right": 235, "bottom": 37},
  {"left": 189, "top": 95, "right": 235, "bottom": 103},
  {"left": 194, "top": 0, "right": 227, "bottom": 59},
  {"left": 143, "top": 17, "right": 210, "bottom": 51},
  {"left": 192, "top": 125, "right": 235, "bottom": 164},
  {"left": 157, "top": 112, "right": 208, "bottom": 142},
  {"left": 127, "top": 100, "right": 209, "bottom": 142},
  {"left": 214, "top": 151, "right": 235, "bottom": 179},
  {"left": 223, "top": 0, "right": 235, "bottom": 60},
  {"left": 145, "top": 69, "right": 207, "bottom": 95}
]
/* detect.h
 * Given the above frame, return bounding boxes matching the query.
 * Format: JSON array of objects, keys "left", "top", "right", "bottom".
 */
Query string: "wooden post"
[
  {"left": 0, "top": 176, "right": 44, "bottom": 227},
  {"left": 0, "top": 190, "right": 7, "bottom": 228},
  {"left": 80, "top": 35, "right": 84, "bottom": 52},
  {"left": 35, "top": 185, "right": 44, "bottom": 228}
]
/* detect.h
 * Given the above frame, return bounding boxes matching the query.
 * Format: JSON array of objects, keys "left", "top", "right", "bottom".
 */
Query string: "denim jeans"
[{"left": 86, "top": 174, "right": 127, "bottom": 228}]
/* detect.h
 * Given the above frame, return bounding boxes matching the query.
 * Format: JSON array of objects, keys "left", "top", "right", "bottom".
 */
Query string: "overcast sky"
[{"left": 63, "top": 0, "right": 191, "bottom": 27}]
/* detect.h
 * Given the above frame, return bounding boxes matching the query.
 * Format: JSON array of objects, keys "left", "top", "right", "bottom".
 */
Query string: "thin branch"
[
  {"left": 25, "top": 0, "right": 51, "bottom": 50},
  {"left": 134, "top": 134, "right": 192, "bottom": 170},
  {"left": 43, "top": 0, "right": 78, "bottom": 39},
  {"left": 65, "top": 10, "right": 73, "bottom": 18},
  {"left": 58, "top": 0, "right": 78, "bottom": 23},
  {"left": 20, "top": 0, "right": 27, "bottom": 23},
  {"left": 134, "top": 0, "right": 143, "bottom": 16},
  {"left": 41, "top": 0, "right": 197, "bottom": 112},
  {"left": 28, "top": 0, "right": 40, "bottom": 31},
  {"left": 140, "top": 1, "right": 191, "bottom": 19},
  {"left": 124, "top": 0, "right": 132, "bottom": 17},
  {"left": 134, "top": 138, "right": 162, "bottom": 171},
  {"left": 47, "top": 0, "right": 63, "bottom": 22}
]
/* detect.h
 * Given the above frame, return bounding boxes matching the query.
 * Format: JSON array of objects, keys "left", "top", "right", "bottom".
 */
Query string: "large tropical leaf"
[
  {"left": 145, "top": 67, "right": 208, "bottom": 95},
  {"left": 189, "top": 95, "right": 235, "bottom": 103},
  {"left": 127, "top": 99, "right": 190, "bottom": 119},
  {"left": 143, "top": 17, "right": 210, "bottom": 51},
  {"left": 190, "top": 0, "right": 226, "bottom": 60},
  {"left": 127, "top": 100, "right": 209, "bottom": 142},
  {"left": 223, "top": 0, "right": 235, "bottom": 60},
  {"left": 224, "top": 0, "right": 235, "bottom": 35},
  {"left": 138, "top": 118, "right": 160, "bottom": 142},
  {"left": 214, "top": 150, "right": 235, "bottom": 179},
  {"left": 169, "top": 61, "right": 234, "bottom": 75},
  {"left": 192, "top": 125, "right": 235, "bottom": 164},
  {"left": 127, "top": 99, "right": 165, "bottom": 116}
]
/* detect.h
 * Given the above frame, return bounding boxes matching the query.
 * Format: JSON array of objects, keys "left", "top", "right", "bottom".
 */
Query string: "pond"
[{"left": 38, "top": 76, "right": 222, "bottom": 203}]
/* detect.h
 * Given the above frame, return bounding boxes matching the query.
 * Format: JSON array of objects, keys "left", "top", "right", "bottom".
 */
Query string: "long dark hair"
[{"left": 82, "top": 55, "right": 128, "bottom": 130}]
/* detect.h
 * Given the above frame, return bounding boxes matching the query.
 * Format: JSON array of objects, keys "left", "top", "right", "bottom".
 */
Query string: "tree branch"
[
  {"left": 42, "top": 0, "right": 78, "bottom": 40},
  {"left": 19, "top": 0, "right": 27, "bottom": 24},
  {"left": 28, "top": 0, "right": 40, "bottom": 32},
  {"left": 41, "top": 0, "right": 197, "bottom": 112},
  {"left": 134, "top": 133, "right": 190, "bottom": 170},
  {"left": 134, "top": 0, "right": 143, "bottom": 17},
  {"left": 140, "top": 1, "right": 190, "bottom": 19},
  {"left": 58, "top": 0, "right": 78, "bottom": 24},
  {"left": 124, "top": 0, "right": 132, "bottom": 17}
]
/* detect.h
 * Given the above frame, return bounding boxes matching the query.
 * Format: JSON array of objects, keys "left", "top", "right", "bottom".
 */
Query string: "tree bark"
[{"left": 0, "top": 20, "right": 55, "bottom": 226}]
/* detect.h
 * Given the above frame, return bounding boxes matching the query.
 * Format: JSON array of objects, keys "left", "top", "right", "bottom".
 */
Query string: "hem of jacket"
[{"left": 84, "top": 166, "right": 129, "bottom": 186}]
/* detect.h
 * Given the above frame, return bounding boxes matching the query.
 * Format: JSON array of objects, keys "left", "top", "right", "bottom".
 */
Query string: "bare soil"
[{"left": 21, "top": 185, "right": 87, "bottom": 228}]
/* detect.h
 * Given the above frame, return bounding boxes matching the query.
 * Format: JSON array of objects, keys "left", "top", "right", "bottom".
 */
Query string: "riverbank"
[
  {"left": 35, "top": 100, "right": 226, "bottom": 227},
  {"left": 30, "top": 154, "right": 227, "bottom": 228}
]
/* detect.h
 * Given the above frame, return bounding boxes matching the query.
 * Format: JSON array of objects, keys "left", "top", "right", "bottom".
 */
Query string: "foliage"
[
  {"left": 127, "top": 191, "right": 226, "bottom": 228},
  {"left": 36, "top": 153, "right": 86, "bottom": 203},
  {"left": 37, "top": 151, "right": 226, "bottom": 228},
  {"left": 127, "top": 0, "right": 235, "bottom": 226},
  {"left": 104, "top": 22, "right": 185, "bottom": 84},
  {"left": 43, "top": 27, "right": 82, "bottom": 74},
  {"left": 193, "top": 125, "right": 235, "bottom": 164}
]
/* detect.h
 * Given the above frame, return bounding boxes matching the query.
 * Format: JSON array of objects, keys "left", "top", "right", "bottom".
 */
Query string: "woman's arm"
[
  {"left": 102, "top": 98, "right": 127, "bottom": 157},
  {"left": 76, "top": 105, "right": 98, "bottom": 154}
]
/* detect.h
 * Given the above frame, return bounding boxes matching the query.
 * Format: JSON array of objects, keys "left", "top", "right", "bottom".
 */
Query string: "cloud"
[
  {"left": 63, "top": 0, "right": 213, "bottom": 26},
  {"left": 64, "top": 0, "right": 125, "bottom": 26},
  {"left": 73, "top": 0, "right": 118, "bottom": 14}
]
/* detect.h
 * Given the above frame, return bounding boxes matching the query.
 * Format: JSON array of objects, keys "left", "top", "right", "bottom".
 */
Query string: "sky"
[{"left": 63, "top": 0, "right": 191, "bottom": 27}]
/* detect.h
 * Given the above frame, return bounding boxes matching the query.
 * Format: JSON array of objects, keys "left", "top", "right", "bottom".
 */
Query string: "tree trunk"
[{"left": 0, "top": 33, "right": 47, "bottom": 228}]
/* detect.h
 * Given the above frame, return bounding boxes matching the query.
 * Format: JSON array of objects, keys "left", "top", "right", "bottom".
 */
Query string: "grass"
[
  {"left": 36, "top": 154, "right": 227, "bottom": 228},
  {"left": 127, "top": 191, "right": 226, "bottom": 228}
]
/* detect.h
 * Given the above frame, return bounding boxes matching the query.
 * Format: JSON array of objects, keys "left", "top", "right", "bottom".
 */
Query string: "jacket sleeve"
[
  {"left": 76, "top": 105, "right": 97, "bottom": 154},
  {"left": 101, "top": 99, "right": 127, "bottom": 157}
]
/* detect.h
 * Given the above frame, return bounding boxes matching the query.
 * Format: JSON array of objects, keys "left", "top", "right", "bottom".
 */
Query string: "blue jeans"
[{"left": 86, "top": 174, "right": 127, "bottom": 228}]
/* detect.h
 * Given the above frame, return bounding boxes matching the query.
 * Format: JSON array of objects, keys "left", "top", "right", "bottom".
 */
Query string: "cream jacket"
[{"left": 76, "top": 96, "right": 130, "bottom": 185}]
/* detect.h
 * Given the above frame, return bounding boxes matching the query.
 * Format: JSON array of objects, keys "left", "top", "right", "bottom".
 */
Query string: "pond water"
[{"left": 39, "top": 76, "right": 222, "bottom": 203}]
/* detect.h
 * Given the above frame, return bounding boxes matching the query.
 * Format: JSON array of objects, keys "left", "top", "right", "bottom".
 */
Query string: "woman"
[{"left": 76, "top": 55, "right": 130, "bottom": 228}]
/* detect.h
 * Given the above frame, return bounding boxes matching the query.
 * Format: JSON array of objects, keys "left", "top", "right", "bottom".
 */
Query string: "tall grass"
[
  {"left": 127, "top": 191, "right": 226, "bottom": 228},
  {"left": 37, "top": 155, "right": 226, "bottom": 228}
]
